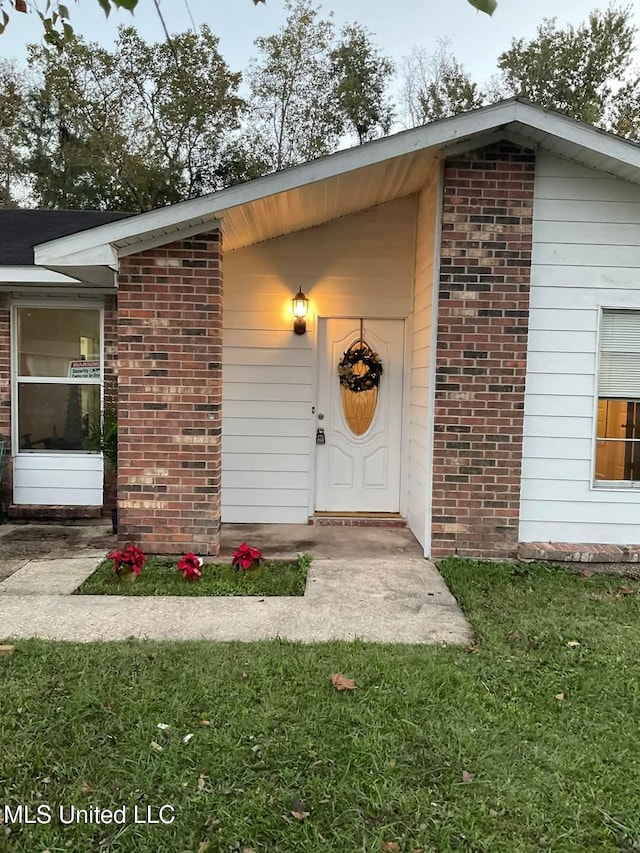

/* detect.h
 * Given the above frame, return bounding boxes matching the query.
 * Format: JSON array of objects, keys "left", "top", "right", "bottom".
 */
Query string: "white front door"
[{"left": 315, "top": 318, "right": 405, "bottom": 513}]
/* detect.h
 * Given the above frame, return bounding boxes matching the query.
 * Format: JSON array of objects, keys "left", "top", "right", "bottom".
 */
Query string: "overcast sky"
[{"left": 1, "top": 0, "right": 637, "bottom": 86}]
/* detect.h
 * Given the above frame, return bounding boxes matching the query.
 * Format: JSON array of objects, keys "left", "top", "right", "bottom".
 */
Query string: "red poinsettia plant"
[
  {"left": 177, "top": 553, "right": 203, "bottom": 581},
  {"left": 231, "top": 542, "right": 263, "bottom": 571},
  {"left": 107, "top": 544, "right": 146, "bottom": 577}
]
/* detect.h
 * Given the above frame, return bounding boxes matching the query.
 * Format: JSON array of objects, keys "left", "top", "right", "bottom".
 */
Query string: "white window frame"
[
  {"left": 593, "top": 306, "right": 640, "bottom": 489},
  {"left": 11, "top": 298, "right": 105, "bottom": 456}
]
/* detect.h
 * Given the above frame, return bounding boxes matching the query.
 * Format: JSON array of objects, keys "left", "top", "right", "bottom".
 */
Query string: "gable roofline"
[{"left": 34, "top": 98, "right": 640, "bottom": 274}]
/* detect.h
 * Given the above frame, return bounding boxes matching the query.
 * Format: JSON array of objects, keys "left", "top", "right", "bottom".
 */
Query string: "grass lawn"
[
  {"left": 75, "top": 555, "right": 310, "bottom": 597},
  {"left": 3, "top": 559, "right": 640, "bottom": 852}
]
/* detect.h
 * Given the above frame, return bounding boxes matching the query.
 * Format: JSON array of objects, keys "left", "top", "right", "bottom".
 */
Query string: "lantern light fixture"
[{"left": 292, "top": 288, "right": 308, "bottom": 335}]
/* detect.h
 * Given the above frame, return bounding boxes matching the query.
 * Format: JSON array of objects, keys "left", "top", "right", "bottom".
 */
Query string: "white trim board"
[{"left": 0, "top": 267, "right": 82, "bottom": 284}]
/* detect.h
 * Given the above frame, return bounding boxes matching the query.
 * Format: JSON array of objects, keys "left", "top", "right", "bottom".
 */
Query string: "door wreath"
[{"left": 338, "top": 341, "right": 383, "bottom": 393}]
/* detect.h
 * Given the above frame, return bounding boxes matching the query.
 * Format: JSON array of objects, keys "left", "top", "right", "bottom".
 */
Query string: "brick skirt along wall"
[
  {"left": 431, "top": 143, "right": 535, "bottom": 558},
  {"left": 118, "top": 233, "right": 223, "bottom": 555}
]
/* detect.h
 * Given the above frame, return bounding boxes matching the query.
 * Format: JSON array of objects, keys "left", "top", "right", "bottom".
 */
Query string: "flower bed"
[{"left": 75, "top": 554, "right": 310, "bottom": 597}]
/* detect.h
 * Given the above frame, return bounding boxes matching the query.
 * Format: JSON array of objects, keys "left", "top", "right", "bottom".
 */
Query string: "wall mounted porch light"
[{"left": 292, "top": 288, "right": 308, "bottom": 335}]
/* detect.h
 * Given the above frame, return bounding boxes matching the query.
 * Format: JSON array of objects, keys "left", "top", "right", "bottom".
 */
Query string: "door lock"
[{"left": 316, "top": 428, "right": 326, "bottom": 445}]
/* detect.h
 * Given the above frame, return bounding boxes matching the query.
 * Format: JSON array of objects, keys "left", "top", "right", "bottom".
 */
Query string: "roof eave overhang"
[
  {"left": 33, "top": 98, "right": 640, "bottom": 276},
  {"left": 33, "top": 101, "right": 527, "bottom": 273},
  {"left": 0, "top": 266, "right": 82, "bottom": 285}
]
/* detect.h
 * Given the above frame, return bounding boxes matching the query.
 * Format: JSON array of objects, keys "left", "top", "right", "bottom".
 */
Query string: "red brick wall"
[
  {"left": 117, "top": 232, "right": 223, "bottom": 555},
  {"left": 102, "top": 294, "right": 118, "bottom": 511},
  {"left": 431, "top": 143, "right": 535, "bottom": 558},
  {"left": 0, "top": 295, "right": 11, "bottom": 501}
]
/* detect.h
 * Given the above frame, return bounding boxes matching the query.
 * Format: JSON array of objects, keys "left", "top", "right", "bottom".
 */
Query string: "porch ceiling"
[{"left": 217, "top": 149, "right": 438, "bottom": 252}]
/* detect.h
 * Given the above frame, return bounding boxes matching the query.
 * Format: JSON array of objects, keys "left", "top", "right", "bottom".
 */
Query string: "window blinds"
[{"left": 599, "top": 310, "right": 640, "bottom": 397}]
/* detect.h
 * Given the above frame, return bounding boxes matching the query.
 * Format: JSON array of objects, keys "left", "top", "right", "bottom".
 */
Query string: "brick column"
[
  {"left": 102, "top": 294, "right": 118, "bottom": 513},
  {"left": 431, "top": 143, "right": 535, "bottom": 558},
  {"left": 0, "top": 295, "right": 11, "bottom": 502},
  {"left": 117, "top": 232, "right": 222, "bottom": 555}
]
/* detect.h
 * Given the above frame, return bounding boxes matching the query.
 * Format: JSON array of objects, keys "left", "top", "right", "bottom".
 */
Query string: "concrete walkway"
[{"left": 0, "top": 526, "right": 472, "bottom": 645}]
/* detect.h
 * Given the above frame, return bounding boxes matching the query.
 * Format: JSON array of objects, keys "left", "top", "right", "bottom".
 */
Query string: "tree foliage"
[
  {"left": 0, "top": 0, "right": 495, "bottom": 47},
  {"left": 0, "top": 0, "right": 270, "bottom": 48},
  {"left": 401, "top": 40, "right": 484, "bottom": 127},
  {"left": 497, "top": 6, "right": 636, "bottom": 127},
  {"left": 0, "top": 0, "right": 396, "bottom": 208},
  {"left": 21, "top": 26, "right": 244, "bottom": 210},
  {"left": 248, "top": 2, "right": 395, "bottom": 167},
  {"left": 0, "top": 60, "right": 26, "bottom": 205},
  {"left": 468, "top": 0, "right": 496, "bottom": 14},
  {"left": 248, "top": 0, "right": 342, "bottom": 171},
  {"left": 5, "top": 1, "right": 640, "bottom": 215},
  {"left": 331, "top": 23, "right": 394, "bottom": 144}
]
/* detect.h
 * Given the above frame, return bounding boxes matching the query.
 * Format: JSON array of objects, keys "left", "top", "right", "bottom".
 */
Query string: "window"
[
  {"left": 15, "top": 306, "right": 102, "bottom": 452},
  {"left": 595, "top": 310, "right": 640, "bottom": 483}
]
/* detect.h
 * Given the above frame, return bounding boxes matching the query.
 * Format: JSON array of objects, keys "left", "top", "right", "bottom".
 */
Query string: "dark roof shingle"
[{"left": 0, "top": 209, "right": 133, "bottom": 266}]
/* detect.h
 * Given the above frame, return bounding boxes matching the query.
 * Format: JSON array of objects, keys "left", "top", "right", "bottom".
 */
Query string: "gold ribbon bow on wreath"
[{"left": 337, "top": 320, "right": 383, "bottom": 394}]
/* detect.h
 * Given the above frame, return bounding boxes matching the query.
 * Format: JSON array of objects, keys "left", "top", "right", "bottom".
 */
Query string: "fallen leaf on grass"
[
  {"left": 617, "top": 586, "right": 635, "bottom": 597},
  {"left": 150, "top": 741, "right": 163, "bottom": 753},
  {"left": 197, "top": 771, "right": 208, "bottom": 791},
  {"left": 197, "top": 840, "right": 209, "bottom": 853},
  {"left": 461, "top": 770, "right": 474, "bottom": 783},
  {"left": 331, "top": 673, "right": 356, "bottom": 691},
  {"left": 0, "top": 645, "right": 15, "bottom": 657},
  {"left": 466, "top": 645, "right": 479, "bottom": 654},
  {"left": 555, "top": 693, "right": 565, "bottom": 701},
  {"left": 81, "top": 780, "right": 94, "bottom": 794},
  {"left": 382, "top": 843, "right": 400, "bottom": 852},
  {"left": 183, "top": 733, "right": 194, "bottom": 745},
  {"left": 566, "top": 641, "right": 580, "bottom": 648},
  {"left": 157, "top": 723, "right": 171, "bottom": 740},
  {"left": 199, "top": 720, "right": 210, "bottom": 727},
  {"left": 241, "top": 671, "right": 249, "bottom": 680},
  {"left": 580, "top": 569, "right": 595, "bottom": 578},
  {"left": 290, "top": 795, "right": 309, "bottom": 820},
  {"left": 507, "top": 630, "right": 520, "bottom": 640}
]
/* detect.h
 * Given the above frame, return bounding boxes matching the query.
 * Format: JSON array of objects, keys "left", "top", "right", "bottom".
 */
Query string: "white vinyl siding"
[
  {"left": 520, "top": 152, "right": 640, "bottom": 544},
  {"left": 13, "top": 453, "right": 103, "bottom": 506},
  {"left": 408, "top": 159, "right": 440, "bottom": 549},
  {"left": 222, "top": 197, "right": 417, "bottom": 523}
]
